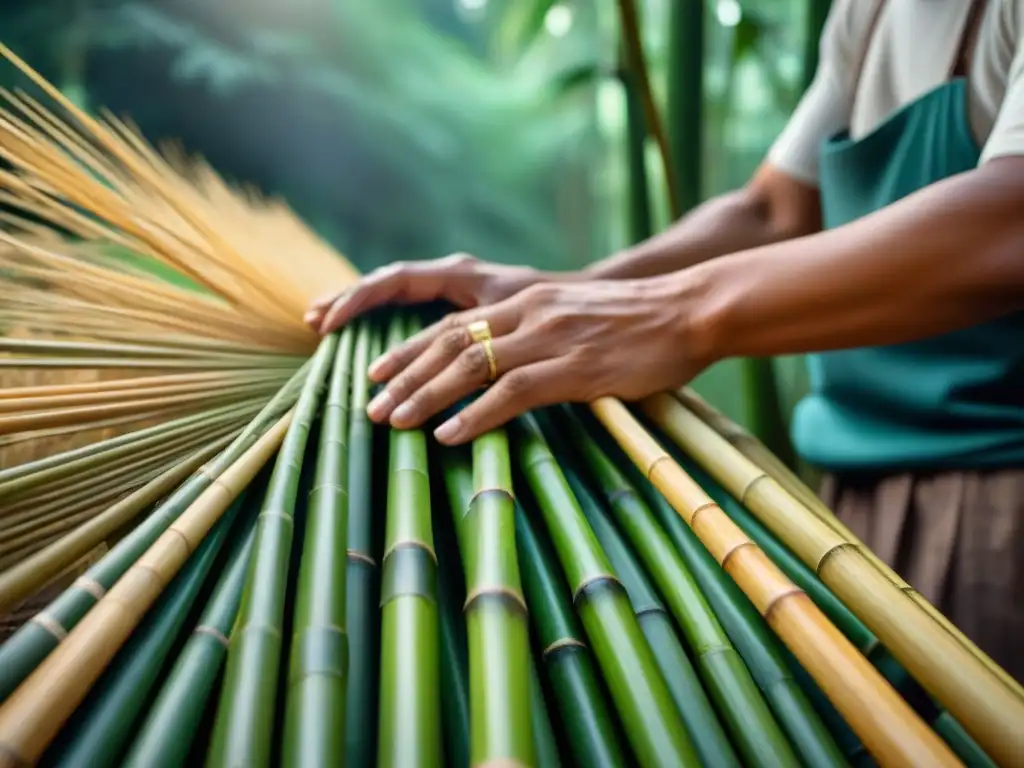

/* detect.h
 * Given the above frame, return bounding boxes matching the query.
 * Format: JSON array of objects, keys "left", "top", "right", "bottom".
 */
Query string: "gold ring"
[
  {"left": 466, "top": 320, "right": 498, "bottom": 382},
  {"left": 467, "top": 319, "right": 492, "bottom": 343}
]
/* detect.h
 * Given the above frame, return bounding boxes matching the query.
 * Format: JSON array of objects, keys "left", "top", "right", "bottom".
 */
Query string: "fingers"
[
  {"left": 386, "top": 334, "right": 544, "bottom": 429},
  {"left": 433, "top": 359, "right": 567, "bottom": 445},
  {"left": 310, "top": 254, "right": 478, "bottom": 335},
  {"left": 368, "top": 301, "right": 520, "bottom": 384},
  {"left": 366, "top": 306, "right": 524, "bottom": 424}
]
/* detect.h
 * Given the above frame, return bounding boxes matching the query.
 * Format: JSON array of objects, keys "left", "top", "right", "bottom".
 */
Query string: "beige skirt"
[{"left": 820, "top": 469, "right": 1024, "bottom": 684}]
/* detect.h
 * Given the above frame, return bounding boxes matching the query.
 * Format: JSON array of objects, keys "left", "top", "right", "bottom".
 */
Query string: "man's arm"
[
  {"left": 680, "top": 157, "right": 1024, "bottom": 365},
  {"left": 582, "top": 165, "right": 822, "bottom": 280}
]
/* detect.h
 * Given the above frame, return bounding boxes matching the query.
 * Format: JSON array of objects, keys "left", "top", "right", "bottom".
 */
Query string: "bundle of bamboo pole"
[{"left": 0, "top": 42, "right": 1019, "bottom": 768}]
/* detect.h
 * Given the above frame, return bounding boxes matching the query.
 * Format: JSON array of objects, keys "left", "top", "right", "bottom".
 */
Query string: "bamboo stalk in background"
[
  {"left": 376, "top": 313, "right": 441, "bottom": 768},
  {"left": 207, "top": 335, "right": 338, "bottom": 768},
  {"left": 121, "top": 514, "right": 258, "bottom": 768},
  {"left": 0, "top": 412, "right": 290, "bottom": 767},
  {"left": 515, "top": 414, "right": 699, "bottom": 768},
  {"left": 514, "top": 500, "right": 626, "bottom": 768},
  {"left": 283, "top": 326, "right": 355, "bottom": 767},
  {"left": 528, "top": 650, "right": 562, "bottom": 768},
  {"left": 593, "top": 396, "right": 963, "bottom": 768},
  {"left": 653, "top": 391, "right": 1024, "bottom": 767},
  {"left": 345, "top": 319, "right": 383, "bottom": 766},
  {"left": 441, "top": 438, "right": 533, "bottom": 767}
]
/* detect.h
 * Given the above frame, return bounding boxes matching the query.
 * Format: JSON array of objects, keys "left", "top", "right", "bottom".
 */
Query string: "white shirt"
[{"left": 768, "top": 0, "right": 1024, "bottom": 185}]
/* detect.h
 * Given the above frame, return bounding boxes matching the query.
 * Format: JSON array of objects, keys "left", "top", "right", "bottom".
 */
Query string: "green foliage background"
[{"left": 0, "top": 0, "right": 824, "bottom": 451}]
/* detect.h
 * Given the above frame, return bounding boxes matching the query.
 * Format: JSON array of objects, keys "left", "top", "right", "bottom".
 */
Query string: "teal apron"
[{"left": 791, "top": 77, "right": 1024, "bottom": 471}]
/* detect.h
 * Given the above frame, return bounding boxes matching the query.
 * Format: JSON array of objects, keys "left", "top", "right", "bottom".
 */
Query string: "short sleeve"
[
  {"left": 980, "top": 20, "right": 1024, "bottom": 163},
  {"left": 766, "top": 0, "right": 866, "bottom": 186}
]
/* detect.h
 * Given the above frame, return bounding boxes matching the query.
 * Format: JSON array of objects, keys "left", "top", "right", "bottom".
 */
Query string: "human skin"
[{"left": 306, "top": 157, "right": 1024, "bottom": 446}]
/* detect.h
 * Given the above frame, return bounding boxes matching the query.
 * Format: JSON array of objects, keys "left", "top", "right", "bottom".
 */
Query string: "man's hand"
[
  {"left": 363, "top": 275, "right": 713, "bottom": 446},
  {"left": 304, "top": 253, "right": 556, "bottom": 334}
]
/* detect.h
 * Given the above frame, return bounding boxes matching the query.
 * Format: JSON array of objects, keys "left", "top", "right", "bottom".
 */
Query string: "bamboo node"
[
  {"left": 814, "top": 540, "right": 863, "bottom": 577},
  {"left": 346, "top": 549, "right": 377, "bottom": 568},
  {"left": 762, "top": 587, "right": 807, "bottom": 624},
  {"left": 542, "top": 636, "right": 586, "bottom": 658},
  {"left": 258, "top": 508, "right": 294, "bottom": 527},
  {"left": 718, "top": 539, "right": 757, "bottom": 571},
  {"left": 381, "top": 539, "right": 437, "bottom": 565},
  {"left": 738, "top": 471, "right": 771, "bottom": 506},
  {"left": 644, "top": 454, "right": 673, "bottom": 482},
  {"left": 308, "top": 481, "right": 348, "bottom": 497},
  {"left": 194, "top": 624, "right": 230, "bottom": 647},
  {"left": 71, "top": 576, "right": 106, "bottom": 601},
  {"left": 688, "top": 500, "right": 719, "bottom": 531},
  {"left": 572, "top": 573, "right": 625, "bottom": 606},
  {"left": 31, "top": 611, "right": 67, "bottom": 641},
  {"left": 462, "top": 586, "right": 528, "bottom": 615},
  {"left": 465, "top": 486, "right": 515, "bottom": 516}
]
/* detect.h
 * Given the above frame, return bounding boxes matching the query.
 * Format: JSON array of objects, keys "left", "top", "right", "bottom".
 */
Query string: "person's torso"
[{"left": 791, "top": 0, "right": 1024, "bottom": 471}]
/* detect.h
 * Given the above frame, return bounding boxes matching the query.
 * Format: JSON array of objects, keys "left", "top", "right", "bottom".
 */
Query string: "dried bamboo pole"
[
  {"left": 0, "top": 437, "right": 231, "bottom": 612},
  {"left": 649, "top": 391, "right": 1024, "bottom": 767},
  {"left": 0, "top": 369, "right": 283, "bottom": 400},
  {"left": 675, "top": 387, "right": 1024, "bottom": 704},
  {"left": 0, "top": 411, "right": 290, "bottom": 766},
  {"left": 592, "top": 396, "right": 963, "bottom": 768}
]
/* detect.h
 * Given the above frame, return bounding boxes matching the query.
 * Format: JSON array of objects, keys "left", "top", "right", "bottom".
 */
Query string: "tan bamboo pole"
[
  {"left": 591, "top": 396, "right": 963, "bottom": 768},
  {"left": 0, "top": 370, "right": 279, "bottom": 400},
  {"left": 0, "top": 411, "right": 291, "bottom": 767},
  {"left": 675, "top": 386, "right": 1024, "bottom": 703},
  {"left": 644, "top": 391, "right": 1024, "bottom": 767}
]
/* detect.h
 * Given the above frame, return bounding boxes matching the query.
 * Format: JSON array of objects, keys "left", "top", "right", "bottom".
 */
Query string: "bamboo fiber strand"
[
  {"left": 0, "top": 437, "right": 232, "bottom": 614},
  {"left": 0, "top": 411, "right": 292, "bottom": 767},
  {"left": 591, "top": 396, "right": 963, "bottom": 768},
  {"left": 649, "top": 391, "right": 1024, "bottom": 767}
]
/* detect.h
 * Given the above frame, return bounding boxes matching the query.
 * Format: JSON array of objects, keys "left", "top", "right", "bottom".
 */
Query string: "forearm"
[
  {"left": 683, "top": 160, "right": 1024, "bottom": 363},
  {"left": 584, "top": 165, "right": 822, "bottom": 281}
]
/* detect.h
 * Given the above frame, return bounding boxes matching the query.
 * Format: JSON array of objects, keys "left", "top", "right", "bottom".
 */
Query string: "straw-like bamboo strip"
[
  {"left": 648, "top": 391, "right": 1024, "bottom": 766},
  {"left": 0, "top": 436, "right": 232, "bottom": 612},
  {"left": 593, "top": 396, "right": 962, "bottom": 768},
  {"left": 0, "top": 411, "right": 290, "bottom": 766}
]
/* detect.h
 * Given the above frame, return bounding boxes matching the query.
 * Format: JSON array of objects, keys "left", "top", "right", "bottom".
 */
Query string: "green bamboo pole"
[
  {"left": 433, "top": 483, "right": 471, "bottom": 768},
  {"left": 514, "top": 414, "right": 699, "bottom": 767},
  {"left": 0, "top": 368, "right": 309, "bottom": 702},
  {"left": 441, "top": 434, "right": 533, "bottom": 767},
  {"left": 121, "top": 513, "right": 259, "bottom": 768},
  {"left": 553, "top": 410, "right": 803, "bottom": 768},
  {"left": 283, "top": 325, "right": 355, "bottom": 767},
  {"left": 619, "top": 47, "right": 653, "bottom": 244},
  {"left": 376, "top": 313, "right": 441, "bottom": 768},
  {"left": 529, "top": 650, "right": 562, "bottom": 768},
  {"left": 556, "top": 462, "right": 739, "bottom": 768},
  {"left": 346, "top": 319, "right": 383, "bottom": 766},
  {"left": 207, "top": 334, "right": 338, "bottom": 768},
  {"left": 38, "top": 492, "right": 254, "bottom": 768},
  {"left": 514, "top": 502, "right": 626, "bottom": 768}
]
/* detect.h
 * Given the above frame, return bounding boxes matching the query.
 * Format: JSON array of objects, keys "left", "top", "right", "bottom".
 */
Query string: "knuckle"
[
  {"left": 500, "top": 369, "right": 533, "bottom": 400},
  {"left": 458, "top": 344, "right": 488, "bottom": 377},
  {"left": 440, "top": 328, "right": 469, "bottom": 358},
  {"left": 442, "top": 252, "right": 477, "bottom": 270}
]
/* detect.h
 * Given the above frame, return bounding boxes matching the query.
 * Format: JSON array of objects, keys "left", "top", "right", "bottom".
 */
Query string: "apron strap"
[
  {"left": 849, "top": 0, "right": 887, "bottom": 124},
  {"left": 950, "top": 0, "right": 989, "bottom": 78}
]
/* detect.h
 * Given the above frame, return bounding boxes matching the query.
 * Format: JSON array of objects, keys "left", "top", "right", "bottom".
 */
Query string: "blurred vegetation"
[{"left": 0, "top": 0, "right": 830, "bottom": 455}]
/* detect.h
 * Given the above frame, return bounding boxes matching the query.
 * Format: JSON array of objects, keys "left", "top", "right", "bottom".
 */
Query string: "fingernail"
[
  {"left": 368, "top": 354, "right": 389, "bottom": 379},
  {"left": 303, "top": 311, "right": 317, "bottom": 323},
  {"left": 390, "top": 401, "right": 414, "bottom": 426},
  {"left": 367, "top": 391, "right": 394, "bottom": 421},
  {"left": 434, "top": 416, "right": 462, "bottom": 444}
]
